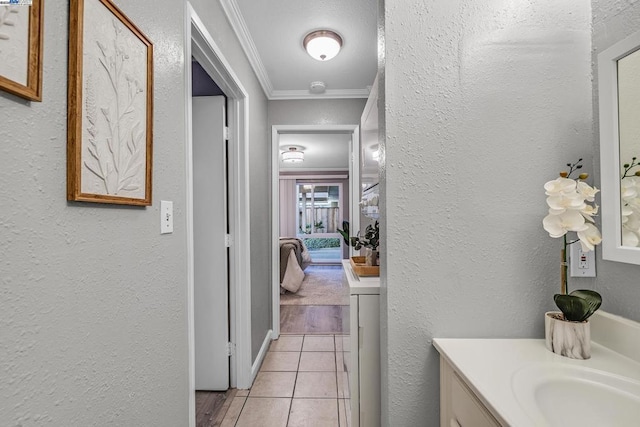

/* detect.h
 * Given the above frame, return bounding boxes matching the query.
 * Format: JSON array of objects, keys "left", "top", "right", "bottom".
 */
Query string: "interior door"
[{"left": 193, "top": 95, "right": 229, "bottom": 390}]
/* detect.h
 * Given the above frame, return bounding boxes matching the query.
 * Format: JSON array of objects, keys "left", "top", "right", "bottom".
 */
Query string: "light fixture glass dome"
[
  {"left": 282, "top": 147, "right": 304, "bottom": 163},
  {"left": 371, "top": 144, "right": 380, "bottom": 162},
  {"left": 303, "top": 30, "right": 343, "bottom": 61}
]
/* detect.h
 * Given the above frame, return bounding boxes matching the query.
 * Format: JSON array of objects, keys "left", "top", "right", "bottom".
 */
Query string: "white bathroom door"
[{"left": 193, "top": 95, "right": 230, "bottom": 390}]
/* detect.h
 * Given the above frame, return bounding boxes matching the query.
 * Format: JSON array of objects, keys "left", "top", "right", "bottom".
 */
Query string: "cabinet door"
[
  {"left": 440, "top": 357, "right": 501, "bottom": 427},
  {"left": 358, "top": 295, "right": 380, "bottom": 427},
  {"left": 349, "top": 295, "right": 360, "bottom": 427},
  {"left": 450, "top": 373, "right": 500, "bottom": 427}
]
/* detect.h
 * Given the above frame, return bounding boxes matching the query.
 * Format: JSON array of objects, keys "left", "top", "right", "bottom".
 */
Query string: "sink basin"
[{"left": 512, "top": 363, "right": 640, "bottom": 426}]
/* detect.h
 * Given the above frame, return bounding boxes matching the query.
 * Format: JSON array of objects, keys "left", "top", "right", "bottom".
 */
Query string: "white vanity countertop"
[
  {"left": 433, "top": 338, "right": 640, "bottom": 426},
  {"left": 342, "top": 260, "right": 380, "bottom": 295}
]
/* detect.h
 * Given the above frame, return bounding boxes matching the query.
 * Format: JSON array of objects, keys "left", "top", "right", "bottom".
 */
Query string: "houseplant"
[
  {"left": 338, "top": 220, "right": 380, "bottom": 266},
  {"left": 542, "top": 159, "right": 603, "bottom": 359}
]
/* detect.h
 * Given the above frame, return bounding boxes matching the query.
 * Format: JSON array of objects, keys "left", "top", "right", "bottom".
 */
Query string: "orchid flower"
[{"left": 542, "top": 159, "right": 602, "bottom": 296}]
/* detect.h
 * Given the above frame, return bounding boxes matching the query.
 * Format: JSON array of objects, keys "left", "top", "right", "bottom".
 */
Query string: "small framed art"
[
  {"left": 0, "top": 0, "right": 43, "bottom": 101},
  {"left": 67, "top": 0, "right": 153, "bottom": 206}
]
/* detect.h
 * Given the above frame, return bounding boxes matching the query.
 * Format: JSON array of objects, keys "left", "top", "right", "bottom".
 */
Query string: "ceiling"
[
  {"left": 224, "top": 0, "right": 378, "bottom": 100},
  {"left": 279, "top": 133, "right": 351, "bottom": 172},
  {"left": 215, "top": 0, "right": 378, "bottom": 171}
]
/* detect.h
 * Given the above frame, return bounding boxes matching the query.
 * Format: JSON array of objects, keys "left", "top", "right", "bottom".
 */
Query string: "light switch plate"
[
  {"left": 569, "top": 243, "right": 596, "bottom": 277},
  {"left": 160, "top": 200, "right": 173, "bottom": 234}
]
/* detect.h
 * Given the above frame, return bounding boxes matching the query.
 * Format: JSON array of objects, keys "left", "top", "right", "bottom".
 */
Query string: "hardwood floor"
[
  {"left": 280, "top": 264, "right": 348, "bottom": 334},
  {"left": 280, "top": 304, "right": 347, "bottom": 334},
  {"left": 195, "top": 389, "right": 236, "bottom": 427}
]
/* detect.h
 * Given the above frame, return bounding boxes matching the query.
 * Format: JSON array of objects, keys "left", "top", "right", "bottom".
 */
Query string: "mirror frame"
[{"left": 598, "top": 30, "right": 640, "bottom": 265}]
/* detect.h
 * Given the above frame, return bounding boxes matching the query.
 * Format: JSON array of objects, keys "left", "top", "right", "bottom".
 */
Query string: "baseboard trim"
[{"left": 251, "top": 329, "right": 273, "bottom": 382}]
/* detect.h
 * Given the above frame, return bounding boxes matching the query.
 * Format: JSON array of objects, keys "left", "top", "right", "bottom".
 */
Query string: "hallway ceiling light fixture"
[
  {"left": 282, "top": 147, "right": 304, "bottom": 163},
  {"left": 303, "top": 30, "right": 343, "bottom": 61},
  {"left": 371, "top": 144, "right": 380, "bottom": 162}
]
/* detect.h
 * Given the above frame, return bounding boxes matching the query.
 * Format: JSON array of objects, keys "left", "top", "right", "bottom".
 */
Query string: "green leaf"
[
  {"left": 554, "top": 295, "right": 590, "bottom": 322},
  {"left": 554, "top": 290, "right": 602, "bottom": 322},
  {"left": 570, "top": 289, "right": 602, "bottom": 318},
  {"left": 346, "top": 220, "right": 380, "bottom": 251},
  {"left": 337, "top": 220, "right": 350, "bottom": 245},
  {"left": 350, "top": 237, "right": 362, "bottom": 250}
]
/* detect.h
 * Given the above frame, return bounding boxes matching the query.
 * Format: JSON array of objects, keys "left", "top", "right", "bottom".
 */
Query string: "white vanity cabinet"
[
  {"left": 342, "top": 260, "right": 380, "bottom": 427},
  {"left": 440, "top": 357, "right": 502, "bottom": 427},
  {"left": 434, "top": 319, "right": 640, "bottom": 427}
]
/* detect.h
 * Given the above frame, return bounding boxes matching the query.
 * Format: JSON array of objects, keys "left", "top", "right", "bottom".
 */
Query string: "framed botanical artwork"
[
  {"left": 67, "top": 0, "right": 153, "bottom": 206},
  {"left": 0, "top": 0, "right": 44, "bottom": 101}
]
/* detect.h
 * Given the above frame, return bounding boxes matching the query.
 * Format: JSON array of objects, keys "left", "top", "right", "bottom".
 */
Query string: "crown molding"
[
  {"left": 220, "top": 0, "right": 371, "bottom": 101},
  {"left": 220, "top": 0, "right": 273, "bottom": 97},
  {"left": 270, "top": 89, "right": 370, "bottom": 100},
  {"left": 279, "top": 167, "right": 349, "bottom": 173}
]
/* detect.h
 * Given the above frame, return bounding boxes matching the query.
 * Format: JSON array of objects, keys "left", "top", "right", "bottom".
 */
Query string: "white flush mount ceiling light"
[
  {"left": 282, "top": 147, "right": 304, "bottom": 163},
  {"left": 371, "top": 144, "right": 380, "bottom": 162},
  {"left": 303, "top": 30, "right": 343, "bottom": 61}
]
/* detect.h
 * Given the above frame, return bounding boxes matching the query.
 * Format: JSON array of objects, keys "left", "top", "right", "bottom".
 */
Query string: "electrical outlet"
[
  {"left": 569, "top": 243, "right": 596, "bottom": 277},
  {"left": 160, "top": 200, "right": 173, "bottom": 234}
]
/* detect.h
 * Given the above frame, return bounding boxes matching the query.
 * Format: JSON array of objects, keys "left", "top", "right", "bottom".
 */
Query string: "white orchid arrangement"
[
  {"left": 542, "top": 159, "right": 602, "bottom": 322},
  {"left": 543, "top": 160, "right": 602, "bottom": 255},
  {"left": 621, "top": 157, "right": 640, "bottom": 247}
]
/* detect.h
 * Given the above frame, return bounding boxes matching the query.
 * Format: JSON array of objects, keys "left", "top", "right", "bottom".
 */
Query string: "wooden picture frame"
[
  {"left": 0, "top": 0, "right": 44, "bottom": 101},
  {"left": 67, "top": 0, "right": 153, "bottom": 206}
]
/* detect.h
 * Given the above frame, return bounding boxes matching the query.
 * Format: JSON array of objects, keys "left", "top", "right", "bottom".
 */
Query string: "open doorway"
[
  {"left": 185, "top": 4, "right": 253, "bottom": 426},
  {"left": 191, "top": 52, "right": 231, "bottom": 388},
  {"left": 271, "top": 125, "right": 360, "bottom": 338}
]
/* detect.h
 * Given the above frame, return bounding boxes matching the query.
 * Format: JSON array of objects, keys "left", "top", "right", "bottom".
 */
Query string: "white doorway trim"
[
  {"left": 186, "top": 4, "right": 253, "bottom": 425},
  {"left": 271, "top": 124, "right": 360, "bottom": 338}
]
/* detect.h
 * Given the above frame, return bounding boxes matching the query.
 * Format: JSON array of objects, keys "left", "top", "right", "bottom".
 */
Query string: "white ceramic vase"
[
  {"left": 365, "top": 248, "right": 378, "bottom": 266},
  {"left": 545, "top": 311, "right": 591, "bottom": 360}
]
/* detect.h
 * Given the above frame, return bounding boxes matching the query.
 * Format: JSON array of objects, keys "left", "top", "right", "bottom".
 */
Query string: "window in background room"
[{"left": 297, "top": 183, "right": 343, "bottom": 263}]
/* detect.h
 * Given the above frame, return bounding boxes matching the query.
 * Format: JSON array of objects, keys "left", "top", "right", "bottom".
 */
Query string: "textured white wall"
[
  {"left": 592, "top": 0, "right": 640, "bottom": 322},
  {"left": 0, "top": 1, "right": 189, "bottom": 425},
  {"left": 188, "top": 0, "right": 270, "bottom": 362},
  {"left": 382, "top": 1, "right": 593, "bottom": 425}
]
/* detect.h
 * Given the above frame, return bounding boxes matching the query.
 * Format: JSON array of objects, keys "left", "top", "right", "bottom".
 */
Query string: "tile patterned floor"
[{"left": 220, "top": 334, "right": 351, "bottom": 427}]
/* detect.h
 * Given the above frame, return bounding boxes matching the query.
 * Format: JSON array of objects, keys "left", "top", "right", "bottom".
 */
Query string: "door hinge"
[
  {"left": 225, "top": 234, "right": 233, "bottom": 247},
  {"left": 226, "top": 342, "right": 235, "bottom": 357},
  {"left": 223, "top": 126, "right": 230, "bottom": 141}
]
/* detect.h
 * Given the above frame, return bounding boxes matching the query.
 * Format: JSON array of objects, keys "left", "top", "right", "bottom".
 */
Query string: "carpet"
[{"left": 280, "top": 265, "right": 348, "bottom": 306}]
